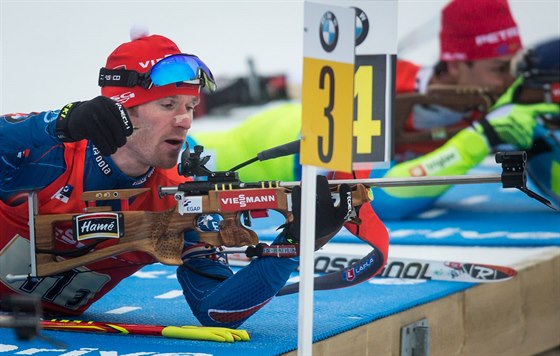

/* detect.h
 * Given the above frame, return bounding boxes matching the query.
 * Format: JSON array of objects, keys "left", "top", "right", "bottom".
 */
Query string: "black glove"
[
  {"left": 284, "top": 175, "right": 352, "bottom": 245},
  {"left": 55, "top": 96, "right": 133, "bottom": 156}
]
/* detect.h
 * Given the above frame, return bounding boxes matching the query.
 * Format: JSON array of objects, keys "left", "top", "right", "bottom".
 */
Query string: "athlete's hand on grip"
[
  {"left": 287, "top": 175, "right": 352, "bottom": 243},
  {"left": 55, "top": 96, "right": 133, "bottom": 156}
]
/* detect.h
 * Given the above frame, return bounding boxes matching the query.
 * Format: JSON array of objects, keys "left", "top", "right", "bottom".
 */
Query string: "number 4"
[{"left": 354, "top": 65, "right": 381, "bottom": 154}]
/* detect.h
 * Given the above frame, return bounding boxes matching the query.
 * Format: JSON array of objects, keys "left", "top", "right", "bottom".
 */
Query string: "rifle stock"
[{"left": 30, "top": 185, "right": 372, "bottom": 278}]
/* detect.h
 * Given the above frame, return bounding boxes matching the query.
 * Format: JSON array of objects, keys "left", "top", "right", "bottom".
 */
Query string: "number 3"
[{"left": 318, "top": 66, "right": 335, "bottom": 163}]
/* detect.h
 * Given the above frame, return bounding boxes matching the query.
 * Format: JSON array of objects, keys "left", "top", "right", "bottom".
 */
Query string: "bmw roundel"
[
  {"left": 353, "top": 7, "right": 369, "bottom": 46},
  {"left": 319, "top": 11, "right": 339, "bottom": 52}
]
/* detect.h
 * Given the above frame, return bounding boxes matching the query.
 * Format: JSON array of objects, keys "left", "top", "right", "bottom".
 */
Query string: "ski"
[
  {"left": 0, "top": 316, "right": 250, "bottom": 342},
  {"left": 225, "top": 248, "right": 517, "bottom": 283},
  {"left": 373, "top": 256, "right": 515, "bottom": 283},
  {"left": 40, "top": 319, "right": 250, "bottom": 342}
]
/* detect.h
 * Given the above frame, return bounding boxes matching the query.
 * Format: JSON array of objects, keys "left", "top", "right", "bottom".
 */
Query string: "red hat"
[
  {"left": 440, "top": 0, "right": 523, "bottom": 61},
  {"left": 101, "top": 29, "right": 199, "bottom": 108}
]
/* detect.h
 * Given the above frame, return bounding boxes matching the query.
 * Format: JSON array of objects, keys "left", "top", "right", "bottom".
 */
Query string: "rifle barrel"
[
  {"left": 159, "top": 174, "right": 503, "bottom": 196},
  {"left": 280, "top": 174, "right": 502, "bottom": 188}
]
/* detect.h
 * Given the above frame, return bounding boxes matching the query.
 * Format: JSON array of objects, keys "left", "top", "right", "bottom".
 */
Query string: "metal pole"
[
  {"left": 298, "top": 165, "right": 317, "bottom": 356},
  {"left": 28, "top": 192, "right": 37, "bottom": 277}
]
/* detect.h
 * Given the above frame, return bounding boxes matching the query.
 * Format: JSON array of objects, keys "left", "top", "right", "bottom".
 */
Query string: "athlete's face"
[
  {"left": 116, "top": 95, "right": 198, "bottom": 175},
  {"left": 450, "top": 55, "right": 516, "bottom": 88}
]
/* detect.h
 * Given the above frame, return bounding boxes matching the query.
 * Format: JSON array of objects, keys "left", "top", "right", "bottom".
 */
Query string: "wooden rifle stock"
[{"left": 31, "top": 185, "right": 372, "bottom": 277}]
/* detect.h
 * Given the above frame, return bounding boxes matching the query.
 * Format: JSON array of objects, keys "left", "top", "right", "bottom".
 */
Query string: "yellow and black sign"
[
  {"left": 350, "top": 1, "right": 398, "bottom": 170},
  {"left": 300, "top": 3, "right": 355, "bottom": 173},
  {"left": 352, "top": 54, "right": 396, "bottom": 169}
]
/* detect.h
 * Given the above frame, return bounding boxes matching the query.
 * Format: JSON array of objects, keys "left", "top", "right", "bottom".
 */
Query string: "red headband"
[{"left": 101, "top": 34, "right": 199, "bottom": 108}]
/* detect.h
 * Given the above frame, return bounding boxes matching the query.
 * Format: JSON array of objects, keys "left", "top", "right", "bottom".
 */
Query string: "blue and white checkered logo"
[
  {"left": 353, "top": 7, "right": 369, "bottom": 46},
  {"left": 319, "top": 11, "right": 339, "bottom": 52}
]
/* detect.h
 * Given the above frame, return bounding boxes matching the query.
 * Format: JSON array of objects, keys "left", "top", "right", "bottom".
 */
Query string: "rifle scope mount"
[{"left": 178, "top": 145, "right": 239, "bottom": 183}]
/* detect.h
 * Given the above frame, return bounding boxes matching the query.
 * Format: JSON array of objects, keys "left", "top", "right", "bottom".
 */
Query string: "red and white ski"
[
  {"left": 226, "top": 248, "right": 517, "bottom": 283},
  {"left": 375, "top": 256, "right": 516, "bottom": 283}
]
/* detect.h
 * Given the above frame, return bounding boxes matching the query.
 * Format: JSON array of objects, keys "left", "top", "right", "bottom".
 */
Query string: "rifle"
[
  {"left": 5, "top": 143, "right": 553, "bottom": 285},
  {"left": 395, "top": 44, "right": 560, "bottom": 148}
]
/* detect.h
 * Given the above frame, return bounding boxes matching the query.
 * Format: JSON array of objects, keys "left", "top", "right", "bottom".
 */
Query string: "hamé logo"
[{"left": 72, "top": 213, "right": 124, "bottom": 241}]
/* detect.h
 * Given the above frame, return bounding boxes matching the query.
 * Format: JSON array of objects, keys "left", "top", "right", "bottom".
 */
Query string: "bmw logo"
[
  {"left": 319, "top": 11, "right": 339, "bottom": 52},
  {"left": 196, "top": 214, "right": 223, "bottom": 232},
  {"left": 353, "top": 7, "right": 369, "bottom": 46}
]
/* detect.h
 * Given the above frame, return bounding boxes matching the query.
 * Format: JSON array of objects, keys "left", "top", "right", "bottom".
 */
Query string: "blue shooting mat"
[
  {"left": 376, "top": 164, "right": 559, "bottom": 247},
  {"left": 380, "top": 182, "right": 559, "bottom": 247},
  {"left": 0, "top": 262, "right": 473, "bottom": 355},
  {"left": 1, "top": 165, "right": 556, "bottom": 354}
]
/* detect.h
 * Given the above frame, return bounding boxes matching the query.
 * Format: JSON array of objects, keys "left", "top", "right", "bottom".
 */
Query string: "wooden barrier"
[{"left": 285, "top": 248, "right": 560, "bottom": 355}]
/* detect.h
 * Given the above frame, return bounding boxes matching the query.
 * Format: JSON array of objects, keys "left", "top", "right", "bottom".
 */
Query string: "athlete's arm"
[
  {"left": 0, "top": 111, "right": 66, "bottom": 203},
  {"left": 0, "top": 111, "right": 60, "bottom": 154}
]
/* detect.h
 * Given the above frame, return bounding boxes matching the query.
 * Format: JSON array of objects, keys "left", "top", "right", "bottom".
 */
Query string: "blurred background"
[{"left": 1, "top": 0, "right": 558, "bottom": 115}]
